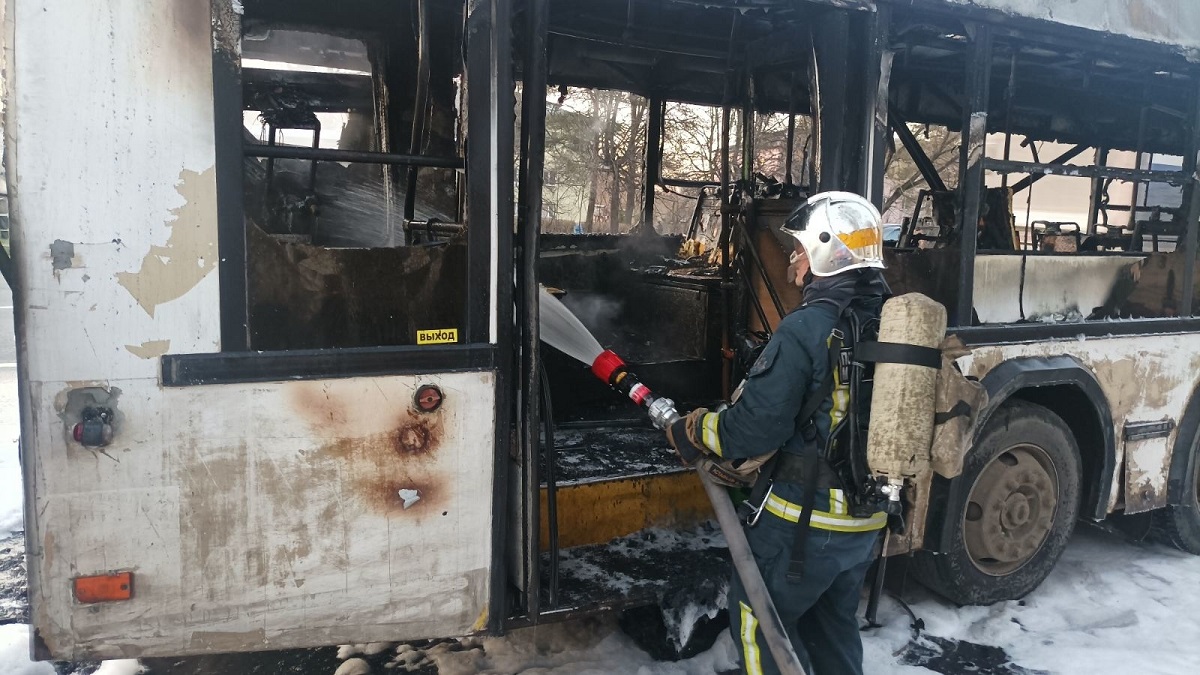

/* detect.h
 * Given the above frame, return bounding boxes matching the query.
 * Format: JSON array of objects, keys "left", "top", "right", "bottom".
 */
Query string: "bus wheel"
[
  {"left": 1151, "top": 430, "right": 1200, "bottom": 554},
  {"left": 914, "top": 400, "right": 1081, "bottom": 605}
]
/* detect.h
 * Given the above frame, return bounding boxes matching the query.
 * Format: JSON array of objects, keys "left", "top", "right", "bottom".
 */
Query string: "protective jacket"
[
  {"left": 718, "top": 268, "right": 891, "bottom": 675},
  {"left": 697, "top": 269, "right": 891, "bottom": 532}
]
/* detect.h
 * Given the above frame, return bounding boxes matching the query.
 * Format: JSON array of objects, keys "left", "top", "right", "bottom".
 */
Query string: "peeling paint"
[
  {"left": 116, "top": 167, "right": 217, "bottom": 317},
  {"left": 124, "top": 340, "right": 171, "bottom": 359},
  {"left": 398, "top": 488, "right": 421, "bottom": 509},
  {"left": 49, "top": 240, "right": 75, "bottom": 270}
]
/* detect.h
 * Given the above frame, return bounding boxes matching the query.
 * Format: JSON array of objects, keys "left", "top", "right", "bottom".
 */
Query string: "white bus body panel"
[
  {"left": 6, "top": 0, "right": 495, "bottom": 660},
  {"left": 962, "top": 334, "right": 1200, "bottom": 517},
  {"left": 940, "top": 0, "right": 1200, "bottom": 54}
]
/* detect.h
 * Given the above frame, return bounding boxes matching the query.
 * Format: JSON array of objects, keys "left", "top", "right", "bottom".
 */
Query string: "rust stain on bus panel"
[
  {"left": 321, "top": 423, "right": 449, "bottom": 516},
  {"left": 1125, "top": 0, "right": 1179, "bottom": 36},
  {"left": 292, "top": 382, "right": 452, "bottom": 517},
  {"left": 116, "top": 167, "right": 218, "bottom": 317},
  {"left": 290, "top": 384, "right": 352, "bottom": 432}
]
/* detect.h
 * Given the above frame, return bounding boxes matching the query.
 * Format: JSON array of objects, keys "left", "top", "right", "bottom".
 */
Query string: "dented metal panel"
[
  {"left": 960, "top": 334, "right": 1200, "bottom": 517},
  {"left": 936, "top": 0, "right": 1200, "bottom": 55}
]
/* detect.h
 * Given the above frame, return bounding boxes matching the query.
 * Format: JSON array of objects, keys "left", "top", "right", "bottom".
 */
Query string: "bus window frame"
[
  {"left": 949, "top": 22, "right": 1200, "bottom": 336},
  {"left": 166, "top": 0, "right": 514, "bottom": 387}
]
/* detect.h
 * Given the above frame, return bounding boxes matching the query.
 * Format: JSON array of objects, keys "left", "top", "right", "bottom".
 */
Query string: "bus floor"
[{"left": 537, "top": 424, "right": 732, "bottom": 657}]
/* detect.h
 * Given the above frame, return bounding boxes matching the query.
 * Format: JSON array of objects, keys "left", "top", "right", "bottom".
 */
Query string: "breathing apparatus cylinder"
[
  {"left": 590, "top": 349, "right": 680, "bottom": 430},
  {"left": 866, "top": 294, "right": 947, "bottom": 486}
]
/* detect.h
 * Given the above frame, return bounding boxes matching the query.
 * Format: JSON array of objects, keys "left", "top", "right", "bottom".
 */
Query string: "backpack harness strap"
[
  {"left": 738, "top": 345, "right": 834, "bottom": 525},
  {"left": 785, "top": 330, "right": 843, "bottom": 581},
  {"left": 738, "top": 297, "right": 864, "bottom": 581}
]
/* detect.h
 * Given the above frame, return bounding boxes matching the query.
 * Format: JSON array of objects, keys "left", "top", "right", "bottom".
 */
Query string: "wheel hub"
[{"left": 963, "top": 445, "right": 1059, "bottom": 575}]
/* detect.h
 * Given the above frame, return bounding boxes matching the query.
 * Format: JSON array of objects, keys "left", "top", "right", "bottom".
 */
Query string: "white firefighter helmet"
[{"left": 781, "top": 191, "right": 886, "bottom": 277}]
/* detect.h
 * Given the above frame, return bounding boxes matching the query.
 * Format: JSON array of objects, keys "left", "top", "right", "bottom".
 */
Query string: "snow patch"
[
  {"left": 0, "top": 625, "right": 54, "bottom": 675},
  {"left": 333, "top": 658, "right": 370, "bottom": 675},
  {"left": 94, "top": 661, "right": 144, "bottom": 675}
]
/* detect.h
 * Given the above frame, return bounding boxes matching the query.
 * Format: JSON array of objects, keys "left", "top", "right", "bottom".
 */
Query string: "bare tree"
[{"left": 881, "top": 124, "right": 961, "bottom": 219}]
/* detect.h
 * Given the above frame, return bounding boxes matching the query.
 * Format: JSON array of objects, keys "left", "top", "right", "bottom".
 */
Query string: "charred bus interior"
[
  {"left": 236, "top": 0, "right": 469, "bottom": 352},
  {"left": 522, "top": 0, "right": 1200, "bottom": 630},
  {"left": 226, "top": 0, "right": 1200, "bottom": 636}
]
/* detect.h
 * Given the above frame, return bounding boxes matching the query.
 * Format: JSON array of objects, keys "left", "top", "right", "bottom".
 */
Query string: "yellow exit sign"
[{"left": 417, "top": 328, "right": 459, "bottom": 345}]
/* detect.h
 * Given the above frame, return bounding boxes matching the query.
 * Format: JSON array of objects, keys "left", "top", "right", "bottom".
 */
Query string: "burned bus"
[{"left": 5, "top": 0, "right": 1200, "bottom": 663}]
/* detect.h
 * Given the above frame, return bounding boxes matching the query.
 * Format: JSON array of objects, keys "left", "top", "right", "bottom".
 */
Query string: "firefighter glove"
[{"left": 666, "top": 407, "right": 709, "bottom": 465}]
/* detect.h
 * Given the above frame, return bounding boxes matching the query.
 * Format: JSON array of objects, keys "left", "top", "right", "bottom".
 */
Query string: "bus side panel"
[
  {"left": 962, "top": 334, "right": 1200, "bottom": 516},
  {"left": 9, "top": 0, "right": 222, "bottom": 385},
  {"left": 27, "top": 374, "right": 495, "bottom": 660},
  {"left": 7, "top": 0, "right": 497, "bottom": 660}
]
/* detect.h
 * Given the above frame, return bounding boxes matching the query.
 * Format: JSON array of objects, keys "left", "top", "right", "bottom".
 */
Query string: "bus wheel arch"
[
  {"left": 972, "top": 356, "right": 1116, "bottom": 522},
  {"left": 913, "top": 357, "right": 1113, "bottom": 605}
]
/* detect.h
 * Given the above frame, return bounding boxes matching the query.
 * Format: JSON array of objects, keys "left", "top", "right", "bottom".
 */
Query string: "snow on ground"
[
  {"left": 0, "top": 369, "right": 22, "bottom": 536},
  {"left": 0, "top": 625, "right": 140, "bottom": 675},
  {"left": 350, "top": 523, "right": 1199, "bottom": 675}
]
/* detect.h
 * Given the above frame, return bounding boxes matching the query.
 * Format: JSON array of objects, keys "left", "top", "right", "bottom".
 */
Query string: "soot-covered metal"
[
  {"left": 538, "top": 234, "right": 725, "bottom": 421},
  {"left": 247, "top": 222, "right": 466, "bottom": 350}
]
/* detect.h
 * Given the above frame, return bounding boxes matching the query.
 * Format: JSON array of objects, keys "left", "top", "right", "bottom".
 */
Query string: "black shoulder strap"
[
  {"left": 786, "top": 328, "right": 843, "bottom": 581},
  {"left": 741, "top": 324, "right": 840, "bottom": 515}
]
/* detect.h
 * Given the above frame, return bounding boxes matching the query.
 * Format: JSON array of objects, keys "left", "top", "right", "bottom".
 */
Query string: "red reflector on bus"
[{"left": 73, "top": 572, "right": 133, "bottom": 603}]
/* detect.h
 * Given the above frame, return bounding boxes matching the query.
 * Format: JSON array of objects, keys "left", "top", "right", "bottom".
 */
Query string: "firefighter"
[{"left": 666, "top": 192, "right": 890, "bottom": 675}]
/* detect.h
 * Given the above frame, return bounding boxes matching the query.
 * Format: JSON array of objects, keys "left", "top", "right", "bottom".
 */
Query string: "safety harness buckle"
[{"left": 742, "top": 482, "right": 774, "bottom": 527}]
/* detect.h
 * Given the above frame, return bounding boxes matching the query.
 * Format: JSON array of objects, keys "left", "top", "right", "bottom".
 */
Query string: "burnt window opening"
[
  {"left": 883, "top": 13, "right": 1200, "bottom": 326},
  {"left": 654, "top": 103, "right": 744, "bottom": 242},
  {"left": 885, "top": 122, "right": 961, "bottom": 245},
  {"left": 235, "top": 0, "right": 472, "bottom": 351},
  {"left": 971, "top": 144, "right": 1192, "bottom": 324},
  {"left": 541, "top": 87, "right": 650, "bottom": 235}
]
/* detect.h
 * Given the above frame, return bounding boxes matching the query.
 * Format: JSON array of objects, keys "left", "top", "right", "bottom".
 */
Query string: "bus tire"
[
  {"left": 1151, "top": 431, "right": 1200, "bottom": 554},
  {"left": 913, "top": 400, "right": 1082, "bottom": 605}
]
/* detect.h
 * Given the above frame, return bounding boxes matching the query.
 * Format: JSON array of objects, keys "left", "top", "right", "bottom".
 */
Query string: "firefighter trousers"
[{"left": 727, "top": 514, "right": 880, "bottom": 675}]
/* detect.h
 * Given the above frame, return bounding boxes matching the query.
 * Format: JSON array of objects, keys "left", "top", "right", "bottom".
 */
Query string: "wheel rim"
[{"left": 962, "top": 444, "right": 1059, "bottom": 576}]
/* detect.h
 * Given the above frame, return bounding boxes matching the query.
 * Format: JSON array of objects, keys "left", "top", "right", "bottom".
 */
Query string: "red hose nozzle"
[{"left": 590, "top": 349, "right": 626, "bottom": 385}]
